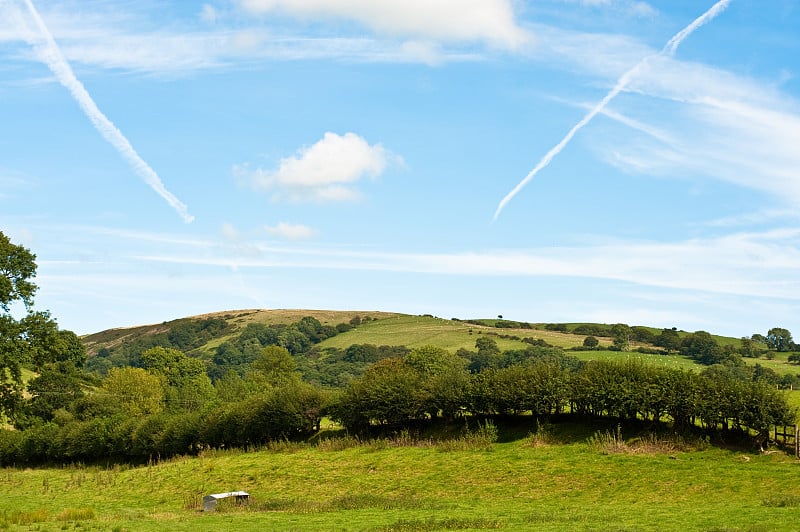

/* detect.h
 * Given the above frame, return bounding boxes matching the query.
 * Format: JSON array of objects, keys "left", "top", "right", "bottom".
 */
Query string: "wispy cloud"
[
  {"left": 266, "top": 222, "right": 315, "bottom": 240},
  {"left": 236, "top": 132, "right": 398, "bottom": 202},
  {"left": 594, "top": 62, "right": 800, "bottom": 203},
  {"left": 0, "top": 2, "right": 482, "bottom": 75},
  {"left": 111, "top": 226, "right": 800, "bottom": 302},
  {"left": 560, "top": 0, "right": 657, "bottom": 18},
  {"left": 239, "top": 0, "right": 530, "bottom": 49},
  {"left": 16, "top": 0, "right": 194, "bottom": 223},
  {"left": 494, "top": 0, "right": 731, "bottom": 220}
]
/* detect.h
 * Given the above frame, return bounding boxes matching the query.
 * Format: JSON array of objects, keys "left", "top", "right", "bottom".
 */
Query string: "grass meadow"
[
  {"left": 2, "top": 420, "right": 800, "bottom": 531},
  {"left": 317, "top": 315, "right": 611, "bottom": 352}
]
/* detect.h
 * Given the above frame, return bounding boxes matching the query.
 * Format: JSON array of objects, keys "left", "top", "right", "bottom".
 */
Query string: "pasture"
[{"left": 1, "top": 420, "right": 799, "bottom": 531}]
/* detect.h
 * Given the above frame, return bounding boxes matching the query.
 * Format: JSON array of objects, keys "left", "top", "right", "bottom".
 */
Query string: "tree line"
[
  {"left": 0, "top": 341, "right": 794, "bottom": 465},
  {"left": 0, "top": 231, "right": 797, "bottom": 465}
]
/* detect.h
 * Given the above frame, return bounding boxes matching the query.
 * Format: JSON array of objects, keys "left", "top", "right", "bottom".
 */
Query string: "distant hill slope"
[
  {"left": 81, "top": 309, "right": 626, "bottom": 359},
  {"left": 79, "top": 309, "right": 798, "bottom": 380},
  {"left": 81, "top": 309, "right": 738, "bottom": 357},
  {"left": 81, "top": 309, "right": 399, "bottom": 357}
]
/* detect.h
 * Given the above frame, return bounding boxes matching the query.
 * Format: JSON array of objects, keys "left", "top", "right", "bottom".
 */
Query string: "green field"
[
  {"left": 317, "top": 315, "right": 612, "bottom": 352},
  {"left": 2, "top": 422, "right": 799, "bottom": 531}
]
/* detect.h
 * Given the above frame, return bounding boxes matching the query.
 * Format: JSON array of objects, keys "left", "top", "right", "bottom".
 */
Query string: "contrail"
[
  {"left": 20, "top": 0, "right": 195, "bottom": 223},
  {"left": 493, "top": 0, "right": 732, "bottom": 221}
]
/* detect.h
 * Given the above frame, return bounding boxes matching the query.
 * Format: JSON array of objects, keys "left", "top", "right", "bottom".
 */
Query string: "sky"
[{"left": 1, "top": 0, "right": 799, "bottom": 338}]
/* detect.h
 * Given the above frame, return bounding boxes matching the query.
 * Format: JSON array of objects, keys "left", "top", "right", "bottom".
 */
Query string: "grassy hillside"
[
  {"left": 80, "top": 309, "right": 800, "bottom": 378},
  {"left": 81, "top": 309, "right": 399, "bottom": 357},
  {"left": 316, "top": 315, "right": 607, "bottom": 352},
  {"left": 2, "top": 421, "right": 799, "bottom": 531}
]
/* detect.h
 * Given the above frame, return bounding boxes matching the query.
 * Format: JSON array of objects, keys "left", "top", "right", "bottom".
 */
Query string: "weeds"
[
  {"left": 316, "top": 434, "right": 363, "bottom": 452},
  {"left": 525, "top": 420, "right": 557, "bottom": 448},
  {"left": 437, "top": 420, "right": 498, "bottom": 452},
  {"left": 588, "top": 425, "right": 712, "bottom": 455},
  {"left": 0, "top": 509, "right": 48, "bottom": 526},
  {"left": 56, "top": 508, "right": 95, "bottom": 521},
  {"left": 376, "top": 517, "right": 503, "bottom": 531},
  {"left": 218, "top": 493, "right": 435, "bottom": 514},
  {"left": 762, "top": 493, "right": 800, "bottom": 508},
  {"left": 587, "top": 424, "right": 627, "bottom": 454}
]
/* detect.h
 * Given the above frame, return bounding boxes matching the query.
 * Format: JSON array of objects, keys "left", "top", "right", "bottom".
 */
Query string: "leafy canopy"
[{"left": 0, "top": 231, "right": 83, "bottom": 420}]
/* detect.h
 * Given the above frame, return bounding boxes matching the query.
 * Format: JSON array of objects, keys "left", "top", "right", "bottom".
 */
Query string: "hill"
[
  {"left": 81, "top": 309, "right": 400, "bottom": 357},
  {"left": 80, "top": 309, "right": 800, "bottom": 380}
]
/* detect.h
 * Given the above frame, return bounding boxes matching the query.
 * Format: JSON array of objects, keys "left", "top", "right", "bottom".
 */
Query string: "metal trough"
[{"left": 202, "top": 491, "right": 250, "bottom": 512}]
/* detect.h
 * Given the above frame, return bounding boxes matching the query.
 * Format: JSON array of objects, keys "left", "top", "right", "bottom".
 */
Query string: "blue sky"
[{"left": 1, "top": 0, "right": 799, "bottom": 337}]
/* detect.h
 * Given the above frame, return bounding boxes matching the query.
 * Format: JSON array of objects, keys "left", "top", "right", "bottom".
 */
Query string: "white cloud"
[
  {"left": 592, "top": 59, "right": 800, "bottom": 203},
  {"left": 200, "top": 4, "right": 219, "bottom": 24},
  {"left": 559, "top": 0, "right": 657, "bottom": 17},
  {"left": 239, "top": 0, "right": 530, "bottom": 49},
  {"left": 529, "top": 22, "right": 800, "bottom": 207},
  {"left": 266, "top": 222, "right": 315, "bottom": 240},
  {"left": 125, "top": 226, "right": 800, "bottom": 302},
  {"left": 237, "top": 132, "right": 397, "bottom": 202},
  {"left": 0, "top": 3, "right": 480, "bottom": 76}
]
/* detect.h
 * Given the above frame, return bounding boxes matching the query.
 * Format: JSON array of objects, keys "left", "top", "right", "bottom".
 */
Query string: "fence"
[{"left": 774, "top": 424, "right": 799, "bottom": 458}]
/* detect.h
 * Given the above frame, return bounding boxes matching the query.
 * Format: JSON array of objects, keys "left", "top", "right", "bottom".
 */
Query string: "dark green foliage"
[
  {"left": 296, "top": 344, "right": 409, "bottom": 387},
  {"left": 1, "top": 232, "right": 83, "bottom": 422},
  {"left": 167, "top": 318, "right": 230, "bottom": 350},
  {"left": 470, "top": 363, "right": 568, "bottom": 416},
  {"left": 630, "top": 326, "right": 656, "bottom": 344},
  {"left": 329, "top": 358, "right": 426, "bottom": 431},
  {"left": 573, "top": 324, "right": 613, "bottom": 337},
  {"left": 766, "top": 327, "right": 795, "bottom": 352},
  {"left": 85, "top": 317, "right": 232, "bottom": 373},
  {"left": 21, "top": 363, "right": 86, "bottom": 425},
  {"left": 583, "top": 336, "right": 599, "bottom": 348},
  {"left": 206, "top": 317, "right": 354, "bottom": 381},
  {"left": 344, "top": 343, "right": 381, "bottom": 363},
  {"left": 654, "top": 328, "right": 681, "bottom": 353},
  {"left": 679, "top": 331, "right": 744, "bottom": 366},
  {"left": 611, "top": 323, "right": 632, "bottom": 351}
]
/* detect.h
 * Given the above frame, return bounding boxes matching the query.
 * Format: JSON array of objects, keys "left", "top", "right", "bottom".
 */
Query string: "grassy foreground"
[{"left": 2, "top": 422, "right": 799, "bottom": 531}]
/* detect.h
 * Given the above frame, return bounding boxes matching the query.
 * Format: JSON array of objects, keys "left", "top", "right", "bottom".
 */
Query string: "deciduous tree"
[{"left": 0, "top": 232, "right": 74, "bottom": 421}]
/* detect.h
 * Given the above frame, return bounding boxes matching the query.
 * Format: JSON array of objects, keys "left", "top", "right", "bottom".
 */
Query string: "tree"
[
  {"left": 330, "top": 358, "right": 425, "bottom": 430},
  {"left": 141, "top": 347, "right": 214, "bottom": 412},
  {"left": 583, "top": 336, "right": 599, "bottom": 348},
  {"left": 0, "top": 232, "right": 71, "bottom": 421},
  {"left": 248, "top": 345, "right": 299, "bottom": 387},
  {"left": 654, "top": 328, "right": 681, "bottom": 353},
  {"left": 611, "top": 323, "right": 631, "bottom": 351},
  {"left": 23, "top": 363, "right": 85, "bottom": 425},
  {"left": 141, "top": 347, "right": 206, "bottom": 388},
  {"left": 738, "top": 337, "right": 759, "bottom": 358},
  {"left": 681, "top": 331, "right": 723, "bottom": 365},
  {"left": 405, "top": 345, "right": 469, "bottom": 419},
  {"left": 467, "top": 336, "right": 502, "bottom": 373},
  {"left": 101, "top": 367, "right": 165, "bottom": 417},
  {"left": 766, "top": 328, "right": 794, "bottom": 352}
]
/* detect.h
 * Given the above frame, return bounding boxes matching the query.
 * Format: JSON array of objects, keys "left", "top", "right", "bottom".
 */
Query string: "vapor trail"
[
  {"left": 20, "top": 0, "right": 195, "bottom": 223},
  {"left": 493, "top": 0, "right": 731, "bottom": 221}
]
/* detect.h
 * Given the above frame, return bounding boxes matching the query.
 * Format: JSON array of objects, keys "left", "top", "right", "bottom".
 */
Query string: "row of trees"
[
  {"left": 1, "top": 231, "right": 798, "bottom": 466},
  {"left": 0, "top": 343, "right": 327, "bottom": 464},
  {"left": 330, "top": 347, "right": 794, "bottom": 444}
]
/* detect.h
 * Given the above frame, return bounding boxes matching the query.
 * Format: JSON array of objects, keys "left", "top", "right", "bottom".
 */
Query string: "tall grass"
[
  {"left": 436, "top": 420, "right": 498, "bottom": 452},
  {"left": 2, "top": 419, "right": 800, "bottom": 530}
]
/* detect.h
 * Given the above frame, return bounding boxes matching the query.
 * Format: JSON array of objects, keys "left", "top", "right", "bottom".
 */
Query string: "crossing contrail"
[
  {"left": 493, "top": 0, "right": 732, "bottom": 221},
  {"left": 20, "top": 0, "right": 195, "bottom": 223}
]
